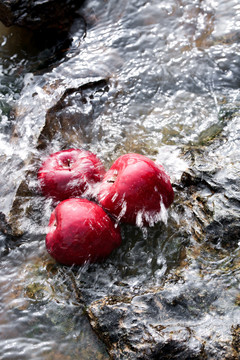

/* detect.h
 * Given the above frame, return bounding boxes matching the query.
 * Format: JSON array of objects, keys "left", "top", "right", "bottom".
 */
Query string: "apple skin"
[
  {"left": 38, "top": 148, "right": 105, "bottom": 202},
  {"left": 46, "top": 198, "right": 122, "bottom": 266},
  {"left": 98, "top": 153, "right": 174, "bottom": 226}
]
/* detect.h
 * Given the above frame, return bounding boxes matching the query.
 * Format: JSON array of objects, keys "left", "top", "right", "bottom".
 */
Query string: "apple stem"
[{"left": 67, "top": 158, "right": 71, "bottom": 170}]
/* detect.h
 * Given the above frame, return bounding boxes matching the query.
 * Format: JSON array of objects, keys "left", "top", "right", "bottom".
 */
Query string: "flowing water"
[{"left": 0, "top": 0, "right": 240, "bottom": 358}]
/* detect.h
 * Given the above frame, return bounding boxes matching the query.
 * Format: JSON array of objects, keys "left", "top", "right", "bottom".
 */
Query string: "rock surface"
[
  {"left": 1, "top": 0, "right": 240, "bottom": 358},
  {"left": 8, "top": 78, "right": 110, "bottom": 237},
  {"left": 7, "top": 78, "right": 240, "bottom": 359},
  {"left": 86, "top": 138, "right": 240, "bottom": 359},
  {"left": 85, "top": 110, "right": 240, "bottom": 359},
  {"left": 88, "top": 287, "right": 239, "bottom": 359}
]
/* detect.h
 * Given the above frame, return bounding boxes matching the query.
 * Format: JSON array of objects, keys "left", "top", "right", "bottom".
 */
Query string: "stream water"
[{"left": 0, "top": 0, "right": 240, "bottom": 359}]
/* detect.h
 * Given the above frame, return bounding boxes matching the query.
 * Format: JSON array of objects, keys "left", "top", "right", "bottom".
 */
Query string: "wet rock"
[
  {"left": 0, "top": 0, "right": 85, "bottom": 31},
  {"left": 2, "top": 1, "right": 239, "bottom": 358},
  {"left": 8, "top": 179, "right": 43, "bottom": 237},
  {"left": 205, "top": 219, "right": 240, "bottom": 249},
  {"left": 85, "top": 242, "right": 240, "bottom": 359},
  {"left": 37, "top": 79, "right": 110, "bottom": 150},
  {"left": 0, "top": 245, "right": 109, "bottom": 359},
  {"left": 88, "top": 293, "right": 204, "bottom": 359},
  {"left": 180, "top": 120, "right": 240, "bottom": 248},
  {"left": 7, "top": 83, "right": 240, "bottom": 358},
  {"left": 0, "top": 211, "right": 14, "bottom": 237},
  {"left": 8, "top": 79, "right": 110, "bottom": 237},
  {"left": 87, "top": 280, "right": 239, "bottom": 359},
  {"left": 8, "top": 91, "right": 240, "bottom": 358},
  {"left": 2, "top": 2, "right": 239, "bottom": 356},
  {"left": 82, "top": 111, "right": 240, "bottom": 359}
]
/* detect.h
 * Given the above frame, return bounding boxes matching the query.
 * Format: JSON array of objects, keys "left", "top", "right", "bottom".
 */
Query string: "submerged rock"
[
  {"left": 7, "top": 74, "right": 240, "bottom": 358},
  {"left": 8, "top": 78, "right": 110, "bottom": 237},
  {"left": 0, "top": 0, "right": 85, "bottom": 30},
  {"left": 2, "top": 0, "right": 240, "bottom": 357},
  {"left": 84, "top": 111, "right": 240, "bottom": 359},
  {"left": 88, "top": 278, "right": 240, "bottom": 359},
  {"left": 37, "top": 79, "right": 110, "bottom": 150}
]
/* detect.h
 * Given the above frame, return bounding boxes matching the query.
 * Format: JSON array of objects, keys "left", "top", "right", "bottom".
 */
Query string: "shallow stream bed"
[{"left": 0, "top": 0, "right": 240, "bottom": 359}]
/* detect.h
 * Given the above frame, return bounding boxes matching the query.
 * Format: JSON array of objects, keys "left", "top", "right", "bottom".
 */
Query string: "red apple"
[
  {"left": 38, "top": 148, "right": 105, "bottom": 202},
  {"left": 46, "top": 198, "right": 122, "bottom": 266},
  {"left": 98, "top": 153, "right": 174, "bottom": 226}
]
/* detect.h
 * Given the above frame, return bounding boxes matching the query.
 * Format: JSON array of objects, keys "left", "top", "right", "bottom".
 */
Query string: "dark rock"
[
  {"left": 37, "top": 79, "right": 110, "bottom": 150},
  {"left": 205, "top": 219, "right": 240, "bottom": 248},
  {"left": 87, "top": 284, "right": 237, "bottom": 359},
  {"left": 8, "top": 79, "right": 110, "bottom": 237},
  {"left": 83, "top": 113, "right": 240, "bottom": 359},
  {"left": 1, "top": 1, "right": 239, "bottom": 357},
  {"left": 0, "top": 212, "right": 20, "bottom": 255},
  {"left": 8, "top": 84, "right": 240, "bottom": 358},
  {"left": 0, "top": 211, "right": 13, "bottom": 237},
  {"left": 0, "top": 0, "right": 85, "bottom": 30}
]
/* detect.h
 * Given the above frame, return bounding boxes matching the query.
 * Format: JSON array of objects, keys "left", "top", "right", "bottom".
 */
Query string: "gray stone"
[
  {"left": 7, "top": 78, "right": 240, "bottom": 358},
  {"left": 87, "top": 282, "right": 239, "bottom": 359},
  {"left": 1, "top": 0, "right": 240, "bottom": 358},
  {"left": 84, "top": 112, "right": 240, "bottom": 359},
  {"left": 8, "top": 78, "right": 110, "bottom": 237}
]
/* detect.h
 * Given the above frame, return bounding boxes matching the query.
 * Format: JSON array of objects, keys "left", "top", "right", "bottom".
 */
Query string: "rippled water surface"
[{"left": 0, "top": 0, "right": 240, "bottom": 358}]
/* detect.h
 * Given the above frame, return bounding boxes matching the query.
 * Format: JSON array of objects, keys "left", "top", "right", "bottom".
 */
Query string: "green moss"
[
  {"left": 25, "top": 282, "right": 47, "bottom": 300},
  {"left": 218, "top": 107, "right": 240, "bottom": 122},
  {"left": 198, "top": 123, "right": 224, "bottom": 145},
  {"left": 197, "top": 106, "right": 240, "bottom": 146}
]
